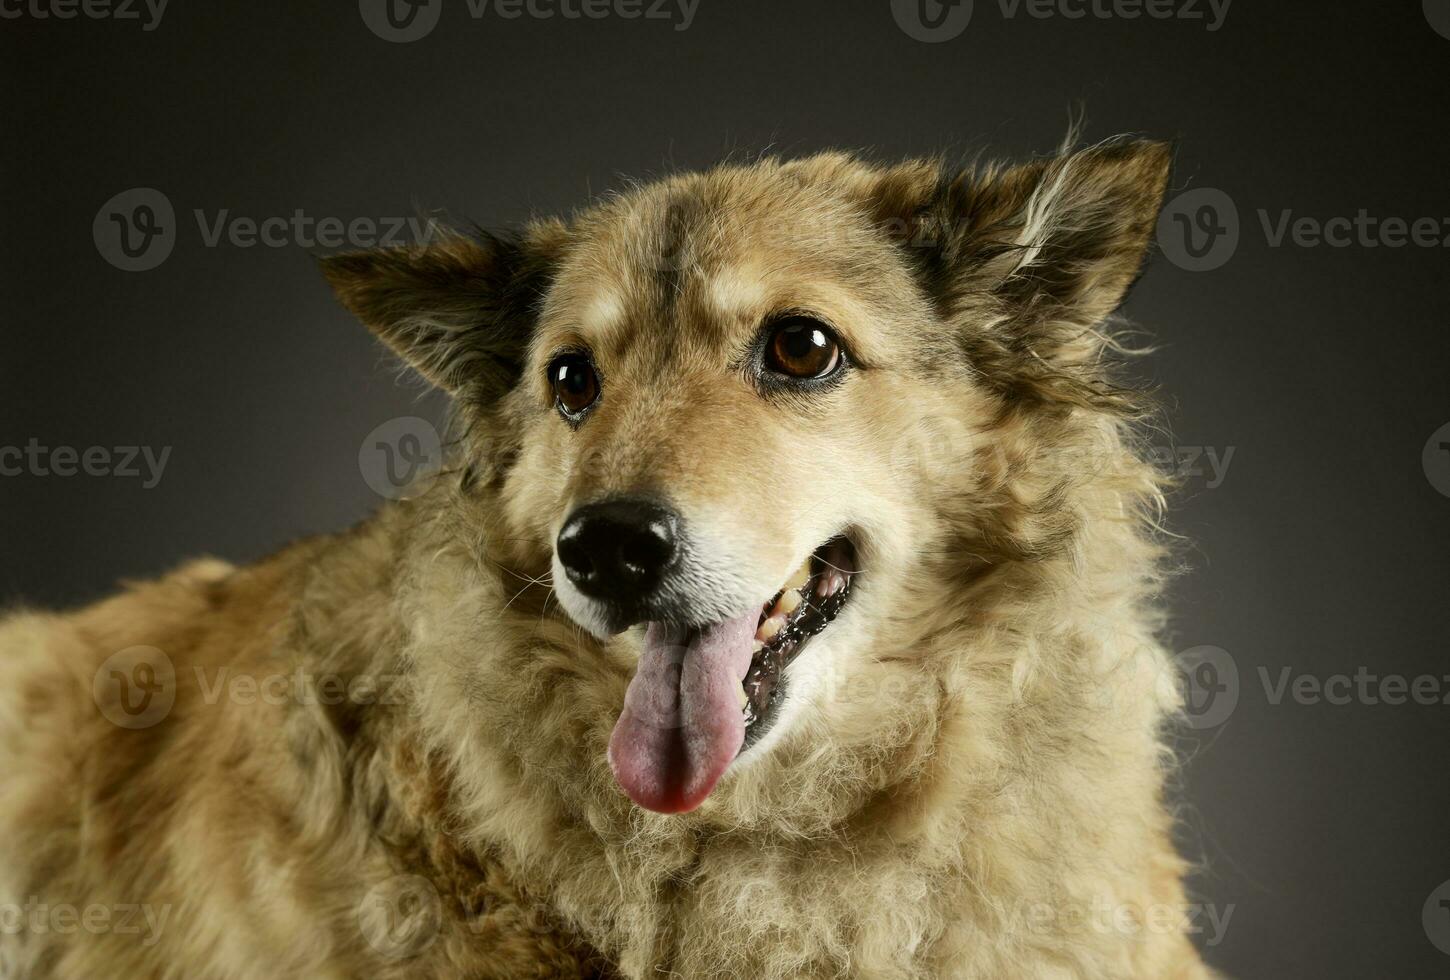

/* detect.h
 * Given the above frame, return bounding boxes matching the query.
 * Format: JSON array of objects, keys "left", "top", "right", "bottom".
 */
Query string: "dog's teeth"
[
  {"left": 786, "top": 560, "right": 811, "bottom": 591},
  {"left": 817, "top": 572, "right": 845, "bottom": 598},
  {"left": 752, "top": 639, "right": 765, "bottom": 654},
  {"left": 737, "top": 685, "right": 749, "bottom": 710},
  {"left": 774, "top": 589, "right": 802, "bottom": 617},
  {"left": 757, "top": 615, "right": 785, "bottom": 641}
]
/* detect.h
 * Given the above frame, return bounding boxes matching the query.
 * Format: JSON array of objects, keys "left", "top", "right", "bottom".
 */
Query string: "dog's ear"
[
  {"left": 320, "top": 224, "right": 564, "bottom": 401},
  {"left": 866, "top": 139, "right": 1172, "bottom": 402}
]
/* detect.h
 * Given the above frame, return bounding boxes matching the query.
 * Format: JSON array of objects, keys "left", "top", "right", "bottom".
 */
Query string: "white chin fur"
[{"left": 550, "top": 553, "right": 620, "bottom": 641}]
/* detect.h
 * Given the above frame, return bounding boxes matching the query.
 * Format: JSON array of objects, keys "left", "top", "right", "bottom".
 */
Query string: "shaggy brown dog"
[{"left": 0, "top": 140, "right": 1215, "bottom": 978}]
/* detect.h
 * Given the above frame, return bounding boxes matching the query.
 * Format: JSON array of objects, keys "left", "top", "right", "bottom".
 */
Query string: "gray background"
[{"left": 3, "top": 2, "right": 1449, "bottom": 976}]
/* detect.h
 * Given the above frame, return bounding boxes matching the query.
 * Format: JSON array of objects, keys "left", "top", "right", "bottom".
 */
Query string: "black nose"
[{"left": 556, "top": 498, "right": 680, "bottom": 605}]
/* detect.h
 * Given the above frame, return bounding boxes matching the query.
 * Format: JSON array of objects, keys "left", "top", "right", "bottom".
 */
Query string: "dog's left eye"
[
  {"left": 549, "top": 354, "right": 600, "bottom": 420},
  {"left": 763, "top": 318, "right": 842, "bottom": 380}
]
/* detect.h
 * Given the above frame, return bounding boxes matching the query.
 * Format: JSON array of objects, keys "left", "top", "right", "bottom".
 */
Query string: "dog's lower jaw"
[
  {"left": 740, "top": 535, "right": 857, "bottom": 747},
  {"left": 572, "top": 534, "right": 860, "bottom": 814}
]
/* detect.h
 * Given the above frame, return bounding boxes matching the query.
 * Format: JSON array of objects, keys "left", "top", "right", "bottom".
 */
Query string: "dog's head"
[{"left": 324, "top": 140, "right": 1172, "bottom": 815}]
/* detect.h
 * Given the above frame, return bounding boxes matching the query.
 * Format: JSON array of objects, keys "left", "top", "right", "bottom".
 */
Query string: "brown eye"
[
  {"left": 549, "top": 354, "right": 600, "bottom": 420},
  {"left": 764, "top": 318, "right": 842, "bottom": 380}
]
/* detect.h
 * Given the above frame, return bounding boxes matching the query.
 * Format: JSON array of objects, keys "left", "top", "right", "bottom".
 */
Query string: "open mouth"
[
  {"left": 607, "top": 533, "right": 859, "bottom": 814},
  {"left": 741, "top": 535, "right": 857, "bottom": 745}
]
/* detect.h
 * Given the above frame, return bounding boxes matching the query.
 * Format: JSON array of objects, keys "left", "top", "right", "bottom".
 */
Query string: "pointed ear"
[
  {"left": 970, "top": 138, "right": 1173, "bottom": 329},
  {"left": 320, "top": 223, "right": 564, "bottom": 401},
  {"left": 868, "top": 139, "right": 1173, "bottom": 387}
]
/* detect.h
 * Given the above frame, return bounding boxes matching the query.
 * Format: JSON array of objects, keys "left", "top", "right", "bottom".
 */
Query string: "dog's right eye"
[
  {"left": 549, "top": 354, "right": 601, "bottom": 421},
  {"left": 763, "top": 317, "right": 844, "bottom": 381}
]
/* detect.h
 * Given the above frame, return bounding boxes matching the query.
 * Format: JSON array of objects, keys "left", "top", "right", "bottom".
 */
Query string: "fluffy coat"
[{"left": 0, "top": 140, "right": 1214, "bottom": 978}]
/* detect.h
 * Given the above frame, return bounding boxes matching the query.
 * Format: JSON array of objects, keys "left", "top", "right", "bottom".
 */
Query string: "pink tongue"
[{"left": 607, "top": 609, "right": 759, "bottom": 813}]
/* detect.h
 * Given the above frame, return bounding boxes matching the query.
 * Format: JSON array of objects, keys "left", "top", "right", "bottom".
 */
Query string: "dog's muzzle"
[{"left": 555, "top": 496, "right": 858, "bottom": 815}]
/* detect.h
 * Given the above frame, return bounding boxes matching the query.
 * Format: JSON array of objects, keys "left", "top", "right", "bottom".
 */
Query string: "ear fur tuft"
[
  {"left": 321, "top": 223, "right": 565, "bottom": 402},
  {"left": 863, "top": 138, "right": 1174, "bottom": 411}
]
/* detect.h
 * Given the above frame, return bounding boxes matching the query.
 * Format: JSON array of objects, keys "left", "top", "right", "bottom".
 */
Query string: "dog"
[{"left": 0, "top": 138, "right": 1216, "bottom": 978}]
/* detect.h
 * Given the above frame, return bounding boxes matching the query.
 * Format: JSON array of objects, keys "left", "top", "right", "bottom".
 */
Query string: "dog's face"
[{"left": 324, "top": 142, "right": 1171, "bottom": 814}]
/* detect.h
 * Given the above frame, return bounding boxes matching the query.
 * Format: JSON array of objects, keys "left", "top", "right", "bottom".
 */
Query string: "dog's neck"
[{"left": 302, "top": 465, "right": 1180, "bottom": 977}]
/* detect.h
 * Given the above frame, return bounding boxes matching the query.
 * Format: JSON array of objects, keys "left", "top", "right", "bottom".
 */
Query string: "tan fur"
[{"left": 1, "top": 141, "right": 1216, "bottom": 978}]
